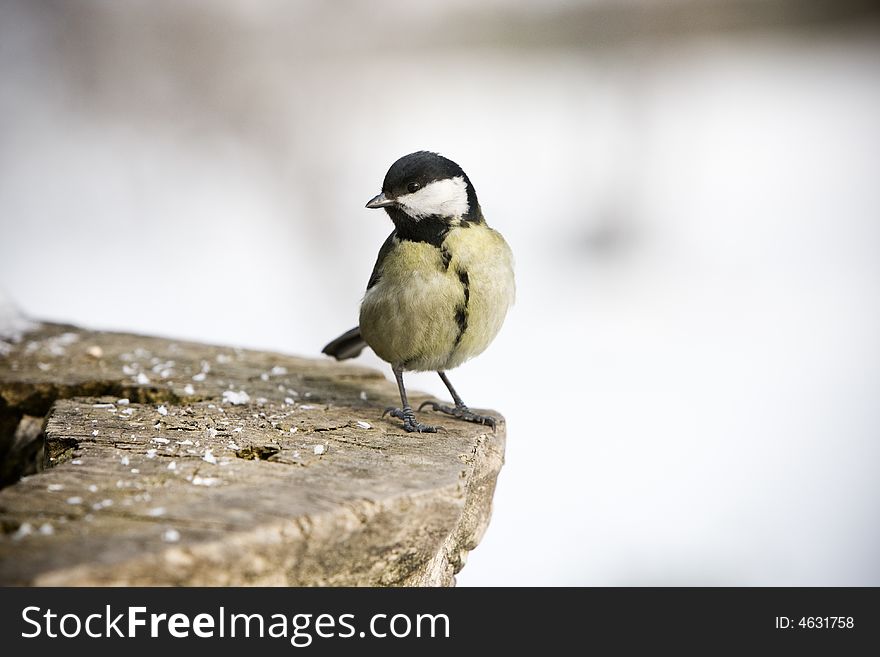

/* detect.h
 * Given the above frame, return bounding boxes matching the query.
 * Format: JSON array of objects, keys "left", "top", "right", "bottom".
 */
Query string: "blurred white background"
[{"left": 2, "top": 0, "right": 879, "bottom": 585}]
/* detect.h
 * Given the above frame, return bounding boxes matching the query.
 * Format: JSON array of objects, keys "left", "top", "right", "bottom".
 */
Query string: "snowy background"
[{"left": 2, "top": 0, "right": 879, "bottom": 585}]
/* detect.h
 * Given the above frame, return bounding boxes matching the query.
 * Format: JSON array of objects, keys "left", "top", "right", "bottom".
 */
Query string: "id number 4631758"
[{"left": 775, "top": 616, "right": 854, "bottom": 629}]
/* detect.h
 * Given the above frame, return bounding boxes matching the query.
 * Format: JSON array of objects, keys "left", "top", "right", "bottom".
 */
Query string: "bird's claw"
[
  {"left": 383, "top": 406, "right": 438, "bottom": 433},
  {"left": 418, "top": 401, "right": 497, "bottom": 430}
]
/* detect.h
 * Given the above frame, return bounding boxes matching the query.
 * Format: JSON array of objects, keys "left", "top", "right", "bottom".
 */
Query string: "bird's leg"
[
  {"left": 418, "top": 371, "right": 497, "bottom": 430},
  {"left": 383, "top": 367, "right": 438, "bottom": 433}
]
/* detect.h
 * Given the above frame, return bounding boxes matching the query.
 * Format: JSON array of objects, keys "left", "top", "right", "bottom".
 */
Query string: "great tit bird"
[{"left": 322, "top": 151, "right": 515, "bottom": 433}]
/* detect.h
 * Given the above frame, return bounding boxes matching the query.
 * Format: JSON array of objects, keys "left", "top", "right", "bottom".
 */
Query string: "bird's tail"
[{"left": 322, "top": 326, "right": 367, "bottom": 361}]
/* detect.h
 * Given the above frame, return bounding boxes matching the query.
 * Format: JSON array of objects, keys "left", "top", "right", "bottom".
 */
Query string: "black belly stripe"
[
  {"left": 452, "top": 269, "right": 470, "bottom": 348},
  {"left": 439, "top": 246, "right": 452, "bottom": 271}
]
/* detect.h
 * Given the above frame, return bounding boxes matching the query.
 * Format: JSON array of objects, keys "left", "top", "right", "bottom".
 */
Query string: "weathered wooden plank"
[{"left": 0, "top": 324, "right": 504, "bottom": 586}]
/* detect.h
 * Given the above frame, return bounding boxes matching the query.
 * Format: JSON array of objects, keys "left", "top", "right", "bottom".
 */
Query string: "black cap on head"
[{"left": 382, "top": 151, "right": 466, "bottom": 195}]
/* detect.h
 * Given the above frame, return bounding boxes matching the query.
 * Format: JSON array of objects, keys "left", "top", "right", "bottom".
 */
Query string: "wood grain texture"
[{"left": 0, "top": 324, "right": 504, "bottom": 586}]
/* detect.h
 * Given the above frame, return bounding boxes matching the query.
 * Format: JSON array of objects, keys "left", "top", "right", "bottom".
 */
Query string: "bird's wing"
[{"left": 366, "top": 231, "right": 397, "bottom": 290}]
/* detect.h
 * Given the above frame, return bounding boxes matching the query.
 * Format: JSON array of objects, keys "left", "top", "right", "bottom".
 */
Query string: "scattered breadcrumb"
[
  {"left": 157, "top": 405, "right": 168, "bottom": 416},
  {"left": 202, "top": 449, "right": 217, "bottom": 465},
  {"left": 12, "top": 523, "right": 33, "bottom": 541},
  {"left": 222, "top": 390, "right": 250, "bottom": 405},
  {"left": 356, "top": 421, "right": 372, "bottom": 429},
  {"left": 183, "top": 384, "right": 195, "bottom": 395},
  {"left": 136, "top": 372, "right": 150, "bottom": 385},
  {"left": 66, "top": 497, "right": 83, "bottom": 505},
  {"left": 163, "top": 528, "right": 181, "bottom": 542},
  {"left": 313, "top": 444, "right": 325, "bottom": 455},
  {"left": 192, "top": 476, "right": 221, "bottom": 486}
]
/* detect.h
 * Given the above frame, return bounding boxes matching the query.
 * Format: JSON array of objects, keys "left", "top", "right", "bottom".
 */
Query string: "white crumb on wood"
[
  {"left": 120, "top": 455, "right": 130, "bottom": 466},
  {"left": 356, "top": 421, "right": 372, "bottom": 429},
  {"left": 222, "top": 390, "right": 250, "bottom": 405},
  {"left": 167, "top": 461, "right": 177, "bottom": 470},
  {"left": 183, "top": 383, "right": 195, "bottom": 395},
  {"left": 47, "top": 483, "right": 65, "bottom": 492},
  {"left": 192, "top": 372, "right": 206, "bottom": 382},
  {"left": 202, "top": 449, "right": 217, "bottom": 464},
  {"left": 192, "top": 476, "right": 221, "bottom": 486},
  {"left": 147, "top": 507, "right": 166, "bottom": 517},
  {"left": 145, "top": 449, "right": 157, "bottom": 459},
  {"left": 66, "top": 497, "right": 83, "bottom": 505},
  {"left": 313, "top": 444, "right": 326, "bottom": 455},
  {"left": 117, "top": 398, "right": 130, "bottom": 405},
  {"left": 157, "top": 405, "right": 168, "bottom": 416},
  {"left": 162, "top": 528, "right": 181, "bottom": 543},
  {"left": 136, "top": 372, "right": 150, "bottom": 385},
  {"left": 152, "top": 437, "right": 170, "bottom": 444},
  {"left": 11, "top": 523, "right": 33, "bottom": 541}
]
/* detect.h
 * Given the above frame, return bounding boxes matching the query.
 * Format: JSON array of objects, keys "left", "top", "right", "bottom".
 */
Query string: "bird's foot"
[
  {"left": 418, "top": 401, "right": 496, "bottom": 430},
  {"left": 382, "top": 406, "right": 439, "bottom": 433}
]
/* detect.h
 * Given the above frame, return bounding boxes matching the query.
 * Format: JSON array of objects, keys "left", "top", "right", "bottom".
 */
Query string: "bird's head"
[{"left": 366, "top": 152, "right": 481, "bottom": 229}]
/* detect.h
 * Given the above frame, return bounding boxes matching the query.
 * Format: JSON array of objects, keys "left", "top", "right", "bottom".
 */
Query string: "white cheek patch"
[{"left": 396, "top": 176, "right": 469, "bottom": 220}]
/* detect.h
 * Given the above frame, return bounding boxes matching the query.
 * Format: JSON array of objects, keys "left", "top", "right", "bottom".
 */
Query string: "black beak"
[{"left": 365, "top": 192, "right": 396, "bottom": 209}]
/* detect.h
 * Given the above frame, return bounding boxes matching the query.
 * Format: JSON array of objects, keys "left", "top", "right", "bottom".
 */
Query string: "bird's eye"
[{"left": 406, "top": 181, "right": 421, "bottom": 193}]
